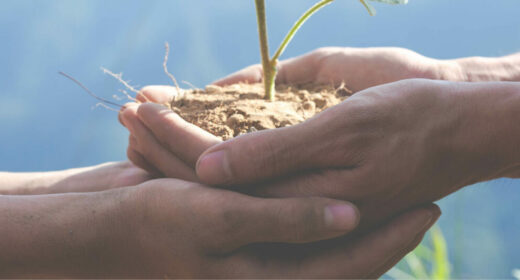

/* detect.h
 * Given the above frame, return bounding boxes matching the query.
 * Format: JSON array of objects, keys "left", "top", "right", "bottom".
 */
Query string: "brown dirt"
[{"left": 168, "top": 83, "right": 353, "bottom": 140}]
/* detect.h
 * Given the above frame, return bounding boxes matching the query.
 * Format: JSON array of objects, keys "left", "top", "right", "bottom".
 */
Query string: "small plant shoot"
[{"left": 255, "top": 0, "right": 408, "bottom": 101}]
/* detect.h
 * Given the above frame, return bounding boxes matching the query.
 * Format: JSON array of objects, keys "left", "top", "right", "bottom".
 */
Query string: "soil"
[{"left": 169, "top": 83, "right": 353, "bottom": 140}]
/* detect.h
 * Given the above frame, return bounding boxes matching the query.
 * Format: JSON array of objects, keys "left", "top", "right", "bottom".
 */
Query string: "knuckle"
[
  {"left": 283, "top": 198, "right": 322, "bottom": 242},
  {"left": 126, "top": 147, "right": 138, "bottom": 162},
  {"left": 137, "top": 86, "right": 154, "bottom": 102},
  {"left": 201, "top": 194, "right": 250, "bottom": 248}
]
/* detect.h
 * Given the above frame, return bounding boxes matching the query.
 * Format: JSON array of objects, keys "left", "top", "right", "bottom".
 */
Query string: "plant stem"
[
  {"left": 271, "top": 0, "right": 335, "bottom": 62},
  {"left": 254, "top": 0, "right": 276, "bottom": 101},
  {"left": 255, "top": 0, "right": 335, "bottom": 101}
]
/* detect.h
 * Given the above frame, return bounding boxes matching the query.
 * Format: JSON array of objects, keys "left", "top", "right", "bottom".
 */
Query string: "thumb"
[
  {"left": 196, "top": 121, "right": 332, "bottom": 186},
  {"left": 220, "top": 195, "right": 360, "bottom": 252}
]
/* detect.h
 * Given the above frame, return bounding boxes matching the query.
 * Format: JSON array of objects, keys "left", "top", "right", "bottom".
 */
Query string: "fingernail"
[
  {"left": 324, "top": 204, "right": 359, "bottom": 232},
  {"left": 120, "top": 104, "right": 139, "bottom": 128},
  {"left": 196, "top": 150, "right": 232, "bottom": 184},
  {"left": 421, "top": 205, "right": 441, "bottom": 230},
  {"left": 411, "top": 206, "right": 439, "bottom": 235}
]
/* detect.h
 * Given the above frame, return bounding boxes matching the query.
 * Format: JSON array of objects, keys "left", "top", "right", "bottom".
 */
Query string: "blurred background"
[{"left": 0, "top": 0, "right": 519, "bottom": 277}]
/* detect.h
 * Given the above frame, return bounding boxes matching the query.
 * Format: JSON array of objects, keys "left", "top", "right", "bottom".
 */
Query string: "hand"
[
  {"left": 213, "top": 47, "right": 450, "bottom": 92},
  {"left": 213, "top": 47, "right": 520, "bottom": 91},
  {"left": 0, "top": 161, "right": 152, "bottom": 195},
  {"left": 119, "top": 86, "right": 220, "bottom": 181},
  {"left": 96, "top": 179, "right": 440, "bottom": 278},
  {"left": 2, "top": 176, "right": 440, "bottom": 278},
  {"left": 196, "top": 79, "right": 520, "bottom": 229}
]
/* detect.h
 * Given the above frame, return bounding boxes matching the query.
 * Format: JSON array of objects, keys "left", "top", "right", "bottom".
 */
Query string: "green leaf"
[
  {"left": 404, "top": 252, "right": 429, "bottom": 279},
  {"left": 431, "top": 226, "right": 451, "bottom": 279}
]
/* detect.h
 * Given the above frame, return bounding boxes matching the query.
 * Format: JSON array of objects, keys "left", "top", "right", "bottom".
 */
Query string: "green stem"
[
  {"left": 254, "top": 0, "right": 335, "bottom": 101},
  {"left": 271, "top": 0, "right": 335, "bottom": 62},
  {"left": 254, "top": 0, "right": 275, "bottom": 101}
]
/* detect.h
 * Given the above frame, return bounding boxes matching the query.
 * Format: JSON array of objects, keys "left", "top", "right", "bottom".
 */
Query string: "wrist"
[{"left": 440, "top": 54, "right": 520, "bottom": 82}]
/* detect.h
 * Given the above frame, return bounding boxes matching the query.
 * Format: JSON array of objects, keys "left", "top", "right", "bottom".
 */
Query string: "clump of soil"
[{"left": 169, "top": 83, "right": 353, "bottom": 140}]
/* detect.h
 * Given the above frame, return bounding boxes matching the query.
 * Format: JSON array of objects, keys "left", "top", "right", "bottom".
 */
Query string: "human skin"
[
  {"left": 122, "top": 47, "right": 520, "bottom": 180},
  {"left": 195, "top": 79, "right": 520, "bottom": 228},
  {"left": 0, "top": 161, "right": 152, "bottom": 195},
  {"left": 0, "top": 174, "right": 441, "bottom": 278},
  {"left": 119, "top": 47, "right": 520, "bottom": 229},
  {"left": 212, "top": 47, "right": 520, "bottom": 91}
]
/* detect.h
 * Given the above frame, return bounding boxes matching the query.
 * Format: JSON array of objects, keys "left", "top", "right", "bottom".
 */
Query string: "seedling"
[{"left": 255, "top": 0, "right": 408, "bottom": 101}]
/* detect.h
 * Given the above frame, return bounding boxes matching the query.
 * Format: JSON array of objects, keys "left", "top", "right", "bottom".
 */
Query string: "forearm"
[
  {"left": 446, "top": 81, "right": 520, "bottom": 181},
  {"left": 440, "top": 53, "right": 520, "bottom": 82},
  {"left": 0, "top": 162, "right": 150, "bottom": 195},
  {"left": 0, "top": 188, "right": 136, "bottom": 277},
  {"left": 0, "top": 171, "right": 66, "bottom": 195}
]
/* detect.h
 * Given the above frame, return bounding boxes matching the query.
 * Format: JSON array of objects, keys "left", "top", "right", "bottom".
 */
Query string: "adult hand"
[
  {"left": 1, "top": 176, "right": 440, "bottom": 278},
  {"left": 196, "top": 79, "right": 520, "bottom": 228},
  {"left": 213, "top": 47, "right": 450, "bottom": 92},
  {"left": 119, "top": 86, "right": 220, "bottom": 181},
  {"left": 0, "top": 161, "right": 152, "bottom": 195},
  {"left": 119, "top": 47, "right": 520, "bottom": 183},
  {"left": 213, "top": 47, "right": 520, "bottom": 91}
]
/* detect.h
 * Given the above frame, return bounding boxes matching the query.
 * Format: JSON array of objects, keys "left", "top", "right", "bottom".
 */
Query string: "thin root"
[
  {"left": 163, "top": 42, "right": 181, "bottom": 92},
  {"left": 58, "top": 71, "right": 123, "bottom": 108},
  {"left": 119, "top": 89, "right": 138, "bottom": 102},
  {"left": 93, "top": 102, "right": 120, "bottom": 112},
  {"left": 182, "top": 80, "right": 199, "bottom": 90},
  {"left": 101, "top": 67, "right": 140, "bottom": 94}
]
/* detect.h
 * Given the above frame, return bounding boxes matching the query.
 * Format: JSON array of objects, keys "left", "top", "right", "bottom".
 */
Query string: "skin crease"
[{"left": 120, "top": 47, "right": 520, "bottom": 231}]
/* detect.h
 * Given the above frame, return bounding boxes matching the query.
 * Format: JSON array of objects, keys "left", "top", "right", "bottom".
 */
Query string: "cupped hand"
[
  {"left": 196, "top": 79, "right": 519, "bottom": 229},
  {"left": 213, "top": 47, "right": 450, "bottom": 92},
  {"left": 114, "top": 177, "right": 439, "bottom": 278},
  {"left": 119, "top": 85, "right": 221, "bottom": 181},
  {"left": 118, "top": 47, "right": 452, "bottom": 181},
  {"left": 119, "top": 81, "right": 456, "bottom": 231}
]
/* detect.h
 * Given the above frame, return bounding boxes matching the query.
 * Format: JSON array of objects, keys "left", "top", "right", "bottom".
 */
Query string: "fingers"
[
  {"left": 195, "top": 117, "right": 341, "bottom": 186},
  {"left": 126, "top": 142, "right": 162, "bottom": 177},
  {"left": 298, "top": 204, "right": 441, "bottom": 278},
  {"left": 136, "top": 85, "right": 178, "bottom": 104},
  {"left": 218, "top": 194, "right": 360, "bottom": 252},
  {"left": 137, "top": 103, "right": 221, "bottom": 167},
  {"left": 211, "top": 49, "right": 321, "bottom": 87},
  {"left": 118, "top": 85, "right": 177, "bottom": 126},
  {"left": 212, "top": 65, "right": 264, "bottom": 86},
  {"left": 120, "top": 104, "right": 199, "bottom": 181}
]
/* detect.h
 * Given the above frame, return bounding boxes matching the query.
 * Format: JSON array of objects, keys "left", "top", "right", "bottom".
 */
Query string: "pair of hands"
[
  {"left": 117, "top": 46, "right": 519, "bottom": 278},
  {"left": 114, "top": 47, "right": 462, "bottom": 277}
]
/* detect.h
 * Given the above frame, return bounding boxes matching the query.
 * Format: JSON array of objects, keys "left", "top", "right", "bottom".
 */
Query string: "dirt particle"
[
  {"left": 205, "top": 85, "right": 223, "bottom": 93},
  {"left": 336, "top": 82, "right": 353, "bottom": 97},
  {"left": 302, "top": 101, "right": 316, "bottom": 112},
  {"left": 170, "top": 83, "right": 350, "bottom": 140},
  {"left": 226, "top": 114, "right": 245, "bottom": 128}
]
